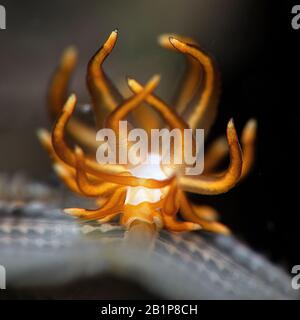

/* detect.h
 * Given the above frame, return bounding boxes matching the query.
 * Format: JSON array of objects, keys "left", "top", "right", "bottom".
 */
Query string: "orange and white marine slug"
[{"left": 37, "top": 30, "right": 257, "bottom": 236}]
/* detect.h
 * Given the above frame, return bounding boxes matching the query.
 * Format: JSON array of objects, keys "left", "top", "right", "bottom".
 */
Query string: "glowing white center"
[{"left": 125, "top": 154, "right": 167, "bottom": 206}]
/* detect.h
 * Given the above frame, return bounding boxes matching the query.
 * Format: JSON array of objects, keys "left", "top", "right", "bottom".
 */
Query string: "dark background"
[{"left": 0, "top": 1, "right": 298, "bottom": 269}]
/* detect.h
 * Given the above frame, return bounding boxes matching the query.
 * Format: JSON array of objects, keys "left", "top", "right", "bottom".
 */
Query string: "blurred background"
[{"left": 0, "top": 1, "right": 297, "bottom": 269}]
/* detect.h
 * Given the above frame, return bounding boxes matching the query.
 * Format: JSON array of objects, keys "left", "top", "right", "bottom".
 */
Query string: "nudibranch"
[{"left": 37, "top": 30, "right": 257, "bottom": 236}]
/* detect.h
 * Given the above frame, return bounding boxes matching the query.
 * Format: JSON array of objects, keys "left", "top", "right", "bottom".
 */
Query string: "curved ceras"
[{"left": 38, "top": 30, "right": 257, "bottom": 235}]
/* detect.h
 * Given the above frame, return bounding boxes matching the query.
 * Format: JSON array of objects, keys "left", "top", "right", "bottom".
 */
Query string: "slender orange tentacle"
[
  {"left": 65, "top": 120, "right": 99, "bottom": 152},
  {"left": 131, "top": 104, "right": 162, "bottom": 133},
  {"left": 48, "top": 46, "right": 77, "bottom": 118},
  {"left": 127, "top": 78, "right": 188, "bottom": 131},
  {"left": 203, "top": 119, "right": 257, "bottom": 179},
  {"left": 190, "top": 205, "right": 219, "bottom": 222},
  {"left": 240, "top": 119, "right": 257, "bottom": 179},
  {"left": 178, "top": 190, "right": 230, "bottom": 234},
  {"left": 95, "top": 197, "right": 108, "bottom": 207},
  {"left": 105, "top": 75, "right": 160, "bottom": 141},
  {"left": 95, "top": 197, "right": 124, "bottom": 222},
  {"left": 37, "top": 128, "right": 106, "bottom": 185},
  {"left": 97, "top": 212, "right": 120, "bottom": 223},
  {"left": 64, "top": 187, "right": 126, "bottom": 220},
  {"left": 87, "top": 30, "right": 123, "bottom": 128},
  {"left": 169, "top": 37, "right": 220, "bottom": 134},
  {"left": 37, "top": 128, "right": 74, "bottom": 174},
  {"left": 161, "top": 182, "right": 201, "bottom": 232},
  {"left": 204, "top": 136, "right": 228, "bottom": 173},
  {"left": 37, "top": 130, "right": 87, "bottom": 196},
  {"left": 51, "top": 94, "right": 127, "bottom": 175},
  {"left": 178, "top": 189, "right": 219, "bottom": 221},
  {"left": 122, "top": 75, "right": 162, "bottom": 132},
  {"left": 179, "top": 119, "right": 242, "bottom": 195},
  {"left": 48, "top": 46, "right": 98, "bottom": 151},
  {"left": 163, "top": 215, "right": 202, "bottom": 232},
  {"left": 162, "top": 181, "right": 179, "bottom": 216},
  {"left": 75, "top": 146, "right": 119, "bottom": 197},
  {"left": 52, "top": 163, "right": 82, "bottom": 195},
  {"left": 158, "top": 34, "right": 201, "bottom": 115}
]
